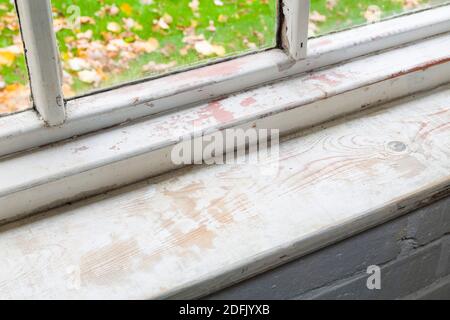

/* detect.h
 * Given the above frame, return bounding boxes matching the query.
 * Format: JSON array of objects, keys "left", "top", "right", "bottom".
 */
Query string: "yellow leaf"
[
  {"left": 218, "top": 14, "right": 228, "bottom": 23},
  {"left": 0, "top": 51, "right": 16, "bottom": 66},
  {"left": 120, "top": 3, "right": 133, "bottom": 16},
  {"left": 61, "top": 51, "right": 70, "bottom": 62},
  {"left": 162, "top": 13, "right": 173, "bottom": 24},
  {"left": 76, "top": 48, "right": 88, "bottom": 59},
  {"left": 5, "top": 84, "right": 19, "bottom": 92}
]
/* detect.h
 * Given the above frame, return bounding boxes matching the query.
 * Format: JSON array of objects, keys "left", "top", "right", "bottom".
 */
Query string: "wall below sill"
[{"left": 206, "top": 196, "right": 450, "bottom": 300}]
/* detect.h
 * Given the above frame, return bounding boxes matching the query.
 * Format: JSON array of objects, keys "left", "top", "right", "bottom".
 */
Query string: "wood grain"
[{"left": 0, "top": 86, "right": 449, "bottom": 299}]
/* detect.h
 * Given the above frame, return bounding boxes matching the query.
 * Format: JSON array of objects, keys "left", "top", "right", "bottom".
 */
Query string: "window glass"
[
  {"left": 0, "top": 0, "right": 31, "bottom": 116},
  {"left": 51, "top": 0, "right": 277, "bottom": 98},
  {"left": 309, "top": 0, "right": 450, "bottom": 37}
]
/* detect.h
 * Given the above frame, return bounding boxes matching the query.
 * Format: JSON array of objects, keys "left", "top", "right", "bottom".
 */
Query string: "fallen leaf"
[
  {"left": 142, "top": 61, "right": 177, "bottom": 73},
  {"left": 326, "top": 0, "right": 339, "bottom": 10},
  {"left": 0, "top": 50, "right": 16, "bottom": 66},
  {"left": 364, "top": 5, "right": 382, "bottom": 23},
  {"left": 310, "top": 11, "right": 327, "bottom": 23},
  {"left": 68, "top": 57, "right": 90, "bottom": 71},
  {"left": 107, "top": 22, "right": 121, "bottom": 33},
  {"left": 218, "top": 14, "right": 228, "bottom": 23},
  {"left": 120, "top": 3, "right": 133, "bottom": 16},
  {"left": 78, "top": 69, "right": 101, "bottom": 84}
]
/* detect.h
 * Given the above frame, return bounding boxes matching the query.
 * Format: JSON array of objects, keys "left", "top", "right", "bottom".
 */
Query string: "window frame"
[
  {"left": 11, "top": 0, "right": 309, "bottom": 126},
  {"left": 1, "top": 1, "right": 449, "bottom": 158},
  {"left": 15, "top": 0, "right": 66, "bottom": 126}
]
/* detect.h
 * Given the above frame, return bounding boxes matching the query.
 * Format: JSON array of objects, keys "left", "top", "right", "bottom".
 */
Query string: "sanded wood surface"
[{"left": 0, "top": 86, "right": 449, "bottom": 299}]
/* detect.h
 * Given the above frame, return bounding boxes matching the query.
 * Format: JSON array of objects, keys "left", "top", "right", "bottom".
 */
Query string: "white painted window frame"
[
  {"left": 281, "top": 0, "right": 310, "bottom": 59},
  {"left": 15, "top": 0, "right": 65, "bottom": 126},
  {"left": 11, "top": 0, "right": 308, "bottom": 126},
  {"left": 1, "top": 1, "right": 450, "bottom": 158}
]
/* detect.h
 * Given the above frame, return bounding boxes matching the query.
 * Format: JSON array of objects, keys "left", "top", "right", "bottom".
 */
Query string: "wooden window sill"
[{"left": 0, "top": 83, "right": 449, "bottom": 299}]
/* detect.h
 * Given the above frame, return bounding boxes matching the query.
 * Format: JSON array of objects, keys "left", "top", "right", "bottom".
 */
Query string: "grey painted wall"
[{"left": 206, "top": 196, "right": 450, "bottom": 300}]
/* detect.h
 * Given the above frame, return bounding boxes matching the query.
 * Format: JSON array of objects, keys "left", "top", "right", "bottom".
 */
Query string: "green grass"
[
  {"left": 310, "top": 0, "right": 442, "bottom": 36},
  {"left": 0, "top": 0, "right": 446, "bottom": 97},
  {"left": 51, "top": 0, "right": 278, "bottom": 95},
  {"left": 0, "top": 0, "right": 29, "bottom": 87}
]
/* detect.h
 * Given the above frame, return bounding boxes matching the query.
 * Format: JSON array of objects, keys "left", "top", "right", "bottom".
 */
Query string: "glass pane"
[
  {"left": 0, "top": 0, "right": 31, "bottom": 115},
  {"left": 309, "top": 0, "right": 450, "bottom": 37},
  {"left": 51, "top": 0, "right": 277, "bottom": 98}
]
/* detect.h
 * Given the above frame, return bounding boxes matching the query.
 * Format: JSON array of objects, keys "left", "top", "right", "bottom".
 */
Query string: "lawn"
[
  {"left": 51, "top": 0, "right": 278, "bottom": 96},
  {"left": 309, "top": 0, "right": 448, "bottom": 36},
  {"left": 0, "top": 0, "right": 444, "bottom": 114}
]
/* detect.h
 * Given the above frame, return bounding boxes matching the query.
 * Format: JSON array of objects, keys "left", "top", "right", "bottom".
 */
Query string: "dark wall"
[{"left": 206, "top": 197, "right": 450, "bottom": 300}]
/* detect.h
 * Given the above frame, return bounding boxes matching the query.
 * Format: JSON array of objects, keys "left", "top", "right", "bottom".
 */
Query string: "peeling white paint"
[
  {"left": 0, "top": 34, "right": 450, "bottom": 222},
  {"left": 15, "top": 0, "right": 65, "bottom": 126},
  {"left": 282, "top": 0, "right": 310, "bottom": 60},
  {"left": 1, "top": 6, "right": 450, "bottom": 156},
  {"left": 0, "top": 86, "right": 449, "bottom": 299}
]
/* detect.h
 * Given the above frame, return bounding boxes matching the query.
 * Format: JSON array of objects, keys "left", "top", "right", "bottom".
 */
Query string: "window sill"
[
  {"left": 1, "top": 5, "right": 450, "bottom": 158},
  {"left": 0, "top": 83, "right": 449, "bottom": 299},
  {"left": 1, "top": 31, "right": 450, "bottom": 223}
]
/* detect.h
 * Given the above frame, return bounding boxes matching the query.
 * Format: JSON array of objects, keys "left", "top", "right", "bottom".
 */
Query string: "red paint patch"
[
  {"left": 309, "top": 38, "right": 333, "bottom": 49},
  {"left": 309, "top": 74, "right": 341, "bottom": 86},
  {"left": 195, "top": 101, "right": 234, "bottom": 125},
  {"left": 240, "top": 97, "right": 257, "bottom": 107}
]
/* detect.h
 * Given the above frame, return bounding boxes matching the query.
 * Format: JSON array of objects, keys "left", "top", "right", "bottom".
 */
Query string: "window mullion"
[
  {"left": 281, "top": 0, "right": 310, "bottom": 60},
  {"left": 15, "top": 0, "right": 65, "bottom": 126}
]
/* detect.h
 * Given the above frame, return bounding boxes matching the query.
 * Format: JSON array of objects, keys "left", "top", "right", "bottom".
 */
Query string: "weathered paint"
[
  {"left": 0, "top": 86, "right": 448, "bottom": 299},
  {"left": 196, "top": 101, "right": 235, "bottom": 124},
  {"left": 15, "top": 0, "right": 66, "bottom": 126},
  {"left": 281, "top": 0, "right": 310, "bottom": 60},
  {"left": 0, "top": 34, "right": 450, "bottom": 222},
  {"left": 389, "top": 57, "right": 450, "bottom": 78},
  {"left": 1, "top": 6, "right": 450, "bottom": 156},
  {"left": 240, "top": 97, "right": 257, "bottom": 107}
]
